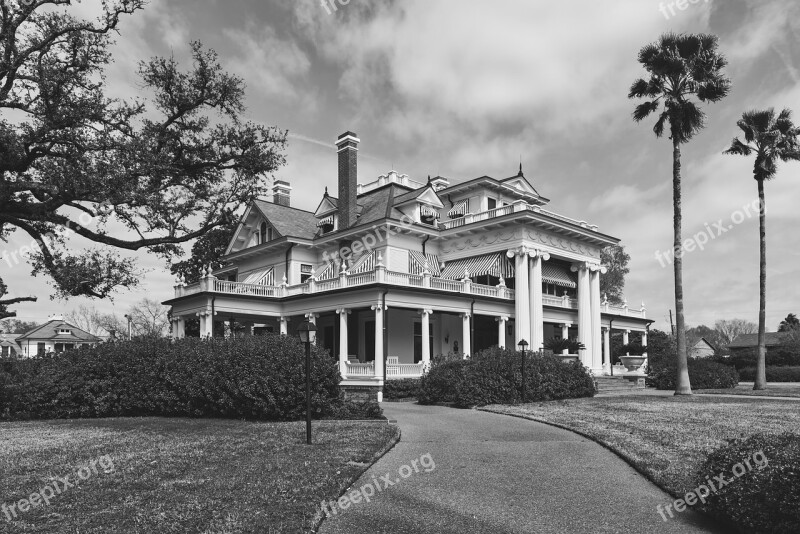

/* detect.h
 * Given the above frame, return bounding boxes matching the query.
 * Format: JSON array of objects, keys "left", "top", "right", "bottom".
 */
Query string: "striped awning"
[
  {"left": 314, "top": 261, "right": 335, "bottom": 281},
  {"left": 317, "top": 215, "right": 334, "bottom": 227},
  {"left": 440, "top": 253, "right": 514, "bottom": 280},
  {"left": 409, "top": 251, "right": 441, "bottom": 276},
  {"left": 542, "top": 263, "right": 577, "bottom": 288},
  {"left": 447, "top": 199, "right": 469, "bottom": 218},
  {"left": 349, "top": 251, "right": 375, "bottom": 274},
  {"left": 420, "top": 205, "right": 440, "bottom": 219},
  {"left": 241, "top": 267, "right": 274, "bottom": 285}
]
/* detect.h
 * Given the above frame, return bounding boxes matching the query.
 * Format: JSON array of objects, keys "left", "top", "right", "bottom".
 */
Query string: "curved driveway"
[{"left": 319, "top": 403, "right": 726, "bottom": 534}]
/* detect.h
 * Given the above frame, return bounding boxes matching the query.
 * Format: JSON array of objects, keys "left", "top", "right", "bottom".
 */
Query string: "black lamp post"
[
  {"left": 518, "top": 339, "right": 529, "bottom": 404},
  {"left": 297, "top": 320, "right": 318, "bottom": 445}
]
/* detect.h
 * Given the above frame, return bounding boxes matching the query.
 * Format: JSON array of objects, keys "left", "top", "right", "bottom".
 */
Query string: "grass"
[
  {"left": 0, "top": 418, "right": 398, "bottom": 533},
  {"left": 480, "top": 395, "right": 800, "bottom": 497},
  {"left": 697, "top": 383, "right": 800, "bottom": 398}
]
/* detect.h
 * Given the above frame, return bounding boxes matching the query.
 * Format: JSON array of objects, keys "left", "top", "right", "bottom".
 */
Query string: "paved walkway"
[{"left": 319, "top": 403, "right": 726, "bottom": 534}]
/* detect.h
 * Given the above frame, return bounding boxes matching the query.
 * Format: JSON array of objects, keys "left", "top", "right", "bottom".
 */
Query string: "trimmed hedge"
[
  {"left": 738, "top": 366, "right": 800, "bottom": 382},
  {"left": 723, "top": 349, "right": 800, "bottom": 370},
  {"left": 697, "top": 433, "right": 800, "bottom": 533},
  {"left": 419, "top": 347, "right": 595, "bottom": 408},
  {"left": 0, "top": 336, "right": 382, "bottom": 421},
  {"left": 383, "top": 378, "right": 421, "bottom": 401},
  {"left": 648, "top": 357, "right": 739, "bottom": 390}
]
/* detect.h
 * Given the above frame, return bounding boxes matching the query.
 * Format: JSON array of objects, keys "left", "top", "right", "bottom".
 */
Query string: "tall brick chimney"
[
  {"left": 272, "top": 180, "right": 292, "bottom": 207},
  {"left": 336, "top": 131, "right": 360, "bottom": 229}
]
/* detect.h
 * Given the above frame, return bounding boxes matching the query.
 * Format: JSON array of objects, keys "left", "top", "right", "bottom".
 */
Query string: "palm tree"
[
  {"left": 723, "top": 109, "right": 800, "bottom": 390},
  {"left": 629, "top": 33, "right": 730, "bottom": 395}
]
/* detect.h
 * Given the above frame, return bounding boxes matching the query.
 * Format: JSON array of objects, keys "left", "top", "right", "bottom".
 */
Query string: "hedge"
[
  {"left": 418, "top": 347, "right": 595, "bottom": 408},
  {"left": 647, "top": 357, "right": 739, "bottom": 390},
  {"left": 738, "top": 366, "right": 800, "bottom": 382},
  {"left": 383, "top": 378, "right": 422, "bottom": 401},
  {"left": 697, "top": 433, "right": 800, "bottom": 533},
  {"left": 0, "top": 336, "right": 382, "bottom": 421}
]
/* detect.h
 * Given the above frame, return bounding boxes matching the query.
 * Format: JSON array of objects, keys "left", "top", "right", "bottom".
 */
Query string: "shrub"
[
  {"left": 619, "top": 342, "right": 645, "bottom": 356},
  {"left": 697, "top": 432, "right": 800, "bottom": 533},
  {"left": 723, "top": 349, "right": 800, "bottom": 370},
  {"left": 648, "top": 350, "right": 739, "bottom": 390},
  {"left": 543, "top": 337, "right": 585, "bottom": 354},
  {"left": 418, "top": 360, "right": 468, "bottom": 405},
  {"left": 383, "top": 378, "right": 421, "bottom": 401},
  {"left": 0, "top": 336, "right": 381, "bottom": 421},
  {"left": 738, "top": 366, "right": 800, "bottom": 382},
  {"left": 418, "top": 346, "right": 595, "bottom": 407}
]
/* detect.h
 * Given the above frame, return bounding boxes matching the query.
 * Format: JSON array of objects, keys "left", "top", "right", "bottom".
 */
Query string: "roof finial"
[
  {"left": 324, "top": 186, "right": 328, "bottom": 196},
  {"left": 427, "top": 174, "right": 432, "bottom": 183},
  {"left": 519, "top": 156, "right": 523, "bottom": 177}
]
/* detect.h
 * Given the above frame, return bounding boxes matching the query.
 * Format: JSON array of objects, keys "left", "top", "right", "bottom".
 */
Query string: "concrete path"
[{"left": 319, "top": 403, "right": 726, "bottom": 534}]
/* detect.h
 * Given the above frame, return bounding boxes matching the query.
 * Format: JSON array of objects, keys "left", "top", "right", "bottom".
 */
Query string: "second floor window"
[{"left": 300, "top": 264, "right": 313, "bottom": 283}]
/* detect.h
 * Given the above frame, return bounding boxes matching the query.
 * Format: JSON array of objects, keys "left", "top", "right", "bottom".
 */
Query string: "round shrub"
[
  {"left": 0, "top": 336, "right": 378, "bottom": 421},
  {"left": 418, "top": 347, "right": 595, "bottom": 407},
  {"left": 697, "top": 433, "right": 800, "bottom": 533}
]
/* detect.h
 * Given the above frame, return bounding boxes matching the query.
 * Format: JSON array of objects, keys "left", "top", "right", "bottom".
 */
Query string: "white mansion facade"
[{"left": 165, "top": 132, "right": 652, "bottom": 400}]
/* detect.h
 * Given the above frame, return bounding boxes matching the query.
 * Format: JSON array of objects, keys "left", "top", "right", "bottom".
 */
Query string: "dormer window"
[
  {"left": 258, "top": 222, "right": 274, "bottom": 244},
  {"left": 317, "top": 215, "right": 335, "bottom": 234},
  {"left": 420, "top": 205, "right": 440, "bottom": 226},
  {"left": 58, "top": 328, "right": 71, "bottom": 335}
]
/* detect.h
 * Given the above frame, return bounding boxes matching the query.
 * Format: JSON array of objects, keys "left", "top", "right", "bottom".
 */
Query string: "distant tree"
[
  {"left": 715, "top": 319, "right": 758, "bottom": 347},
  {"left": 127, "top": 298, "right": 170, "bottom": 338},
  {"left": 65, "top": 304, "right": 123, "bottom": 337},
  {"left": 724, "top": 108, "right": 800, "bottom": 390},
  {"left": 600, "top": 245, "right": 630, "bottom": 306},
  {"left": 0, "top": 318, "right": 39, "bottom": 334},
  {"left": 779, "top": 313, "right": 800, "bottom": 332},
  {"left": 170, "top": 222, "right": 237, "bottom": 283},
  {"left": 0, "top": 1, "right": 287, "bottom": 317},
  {"left": 629, "top": 33, "right": 731, "bottom": 395}
]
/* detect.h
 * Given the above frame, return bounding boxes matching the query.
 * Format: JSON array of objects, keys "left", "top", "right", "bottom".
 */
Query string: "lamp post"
[
  {"left": 518, "top": 339, "right": 529, "bottom": 404},
  {"left": 297, "top": 320, "right": 318, "bottom": 445},
  {"left": 123, "top": 314, "right": 132, "bottom": 340}
]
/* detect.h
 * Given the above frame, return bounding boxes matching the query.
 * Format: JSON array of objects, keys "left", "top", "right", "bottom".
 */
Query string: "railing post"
[
  {"left": 376, "top": 252, "right": 386, "bottom": 283},
  {"left": 512, "top": 200, "right": 528, "bottom": 213},
  {"left": 308, "top": 277, "right": 316, "bottom": 294},
  {"left": 339, "top": 260, "right": 348, "bottom": 289},
  {"left": 497, "top": 277, "right": 507, "bottom": 298},
  {"left": 462, "top": 268, "right": 471, "bottom": 294},
  {"left": 280, "top": 273, "right": 288, "bottom": 297},
  {"left": 422, "top": 261, "right": 432, "bottom": 288}
]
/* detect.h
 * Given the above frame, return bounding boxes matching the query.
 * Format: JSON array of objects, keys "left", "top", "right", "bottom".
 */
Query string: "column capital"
[
  {"left": 336, "top": 308, "right": 351, "bottom": 315},
  {"left": 506, "top": 246, "right": 529, "bottom": 259},
  {"left": 305, "top": 313, "right": 319, "bottom": 321},
  {"left": 496, "top": 316, "right": 509, "bottom": 322},
  {"left": 561, "top": 322, "right": 572, "bottom": 328},
  {"left": 461, "top": 313, "right": 471, "bottom": 319},
  {"left": 529, "top": 249, "right": 551, "bottom": 261},
  {"left": 420, "top": 309, "right": 434, "bottom": 317},
  {"left": 371, "top": 304, "right": 386, "bottom": 313}
]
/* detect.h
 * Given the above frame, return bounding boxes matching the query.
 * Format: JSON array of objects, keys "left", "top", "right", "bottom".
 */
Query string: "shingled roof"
[
  {"left": 728, "top": 332, "right": 787, "bottom": 349},
  {"left": 253, "top": 200, "right": 320, "bottom": 240},
  {"left": 16, "top": 319, "right": 100, "bottom": 343}
]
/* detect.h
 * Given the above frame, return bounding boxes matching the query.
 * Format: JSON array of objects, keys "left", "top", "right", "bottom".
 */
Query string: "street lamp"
[
  {"left": 297, "top": 320, "right": 318, "bottom": 445},
  {"left": 518, "top": 339, "right": 529, "bottom": 404},
  {"left": 123, "top": 314, "right": 132, "bottom": 340}
]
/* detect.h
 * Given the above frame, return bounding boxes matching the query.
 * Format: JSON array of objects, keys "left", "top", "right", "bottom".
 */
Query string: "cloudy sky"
[{"left": 3, "top": 0, "right": 799, "bottom": 333}]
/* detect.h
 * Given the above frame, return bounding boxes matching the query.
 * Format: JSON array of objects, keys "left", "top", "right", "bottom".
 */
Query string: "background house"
[
  {"left": 690, "top": 338, "right": 716, "bottom": 358},
  {"left": 727, "top": 332, "right": 785, "bottom": 357},
  {"left": 0, "top": 334, "right": 22, "bottom": 358},
  {"left": 15, "top": 315, "right": 101, "bottom": 357}
]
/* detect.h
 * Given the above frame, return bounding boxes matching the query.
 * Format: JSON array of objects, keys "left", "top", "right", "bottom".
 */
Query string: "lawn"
[
  {"left": 697, "top": 383, "right": 800, "bottom": 398},
  {"left": 0, "top": 418, "right": 398, "bottom": 533},
  {"left": 480, "top": 395, "right": 800, "bottom": 496}
]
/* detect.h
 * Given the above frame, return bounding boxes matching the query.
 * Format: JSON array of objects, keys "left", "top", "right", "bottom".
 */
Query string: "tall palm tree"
[
  {"left": 724, "top": 108, "right": 800, "bottom": 390},
  {"left": 629, "top": 33, "right": 730, "bottom": 395}
]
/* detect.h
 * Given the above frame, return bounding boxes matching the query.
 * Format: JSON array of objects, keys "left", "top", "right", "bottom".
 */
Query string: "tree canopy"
[
  {"left": 0, "top": 1, "right": 287, "bottom": 319},
  {"left": 600, "top": 245, "right": 630, "bottom": 306}
]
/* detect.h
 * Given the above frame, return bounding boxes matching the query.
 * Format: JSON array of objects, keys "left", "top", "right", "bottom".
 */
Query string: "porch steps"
[{"left": 594, "top": 376, "right": 645, "bottom": 394}]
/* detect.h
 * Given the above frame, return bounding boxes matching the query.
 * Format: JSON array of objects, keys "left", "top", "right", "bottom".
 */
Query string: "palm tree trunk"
[
  {"left": 754, "top": 179, "right": 767, "bottom": 390},
  {"left": 672, "top": 136, "right": 692, "bottom": 395}
]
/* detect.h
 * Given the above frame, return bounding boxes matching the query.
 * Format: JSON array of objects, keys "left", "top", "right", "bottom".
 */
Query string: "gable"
[
  {"left": 314, "top": 195, "right": 339, "bottom": 217},
  {"left": 501, "top": 176, "right": 539, "bottom": 196}
]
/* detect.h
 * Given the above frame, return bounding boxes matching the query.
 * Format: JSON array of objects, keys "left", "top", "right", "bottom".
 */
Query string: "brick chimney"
[
  {"left": 336, "top": 131, "right": 360, "bottom": 229},
  {"left": 273, "top": 180, "right": 292, "bottom": 207}
]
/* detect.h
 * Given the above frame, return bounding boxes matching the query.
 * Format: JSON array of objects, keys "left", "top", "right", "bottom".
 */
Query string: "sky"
[{"left": 2, "top": 0, "right": 800, "bottom": 333}]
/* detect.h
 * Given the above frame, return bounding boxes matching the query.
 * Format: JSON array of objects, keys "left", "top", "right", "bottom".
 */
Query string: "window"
[
  {"left": 300, "top": 264, "right": 313, "bottom": 283},
  {"left": 487, "top": 197, "right": 497, "bottom": 210},
  {"left": 37, "top": 342, "right": 46, "bottom": 356},
  {"left": 1, "top": 346, "right": 8, "bottom": 357},
  {"left": 58, "top": 328, "right": 71, "bottom": 335}
]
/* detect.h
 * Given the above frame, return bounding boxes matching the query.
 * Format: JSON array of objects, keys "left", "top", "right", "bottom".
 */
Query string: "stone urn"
[{"left": 619, "top": 355, "right": 646, "bottom": 372}]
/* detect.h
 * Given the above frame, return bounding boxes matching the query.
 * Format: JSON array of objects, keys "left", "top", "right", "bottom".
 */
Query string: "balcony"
[
  {"left": 440, "top": 201, "right": 600, "bottom": 232},
  {"left": 177, "top": 268, "right": 646, "bottom": 318}
]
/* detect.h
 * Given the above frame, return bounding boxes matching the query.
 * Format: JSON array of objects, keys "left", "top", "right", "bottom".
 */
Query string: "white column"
[
  {"left": 171, "top": 318, "right": 179, "bottom": 339},
  {"left": 497, "top": 316, "right": 509, "bottom": 349},
  {"left": 421, "top": 309, "right": 432, "bottom": 365},
  {"left": 279, "top": 316, "right": 289, "bottom": 336},
  {"left": 623, "top": 329, "right": 630, "bottom": 345},
  {"left": 198, "top": 311, "right": 213, "bottom": 338},
  {"left": 511, "top": 249, "right": 530, "bottom": 345},
  {"left": 561, "top": 323, "right": 571, "bottom": 354},
  {"left": 175, "top": 317, "right": 185, "bottom": 339},
  {"left": 337, "top": 309, "right": 349, "bottom": 377},
  {"left": 572, "top": 263, "right": 592, "bottom": 367},
  {"left": 461, "top": 313, "right": 471, "bottom": 359},
  {"left": 371, "top": 304, "right": 385, "bottom": 401},
  {"left": 603, "top": 327, "right": 611, "bottom": 374},
  {"left": 642, "top": 330, "right": 648, "bottom": 356},
  {"left": 529, "top": 251, "right": 549, "bottom": 352},
  {"left": 589, "top": 267, "right": 603, "bottom": 372}
]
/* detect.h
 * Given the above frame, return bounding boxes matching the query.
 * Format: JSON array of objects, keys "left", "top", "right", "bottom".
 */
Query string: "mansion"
[{"left": 164, "top": 132, "right": 652, "bottom": 400}]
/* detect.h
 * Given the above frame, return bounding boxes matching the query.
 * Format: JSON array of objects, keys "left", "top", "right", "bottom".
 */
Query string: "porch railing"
[
  {"left": 386, "top": 362, "right": 425, "bottom": 379},
  {"left": 345, "top": 361, "right": 375, "bottom": 377}
]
